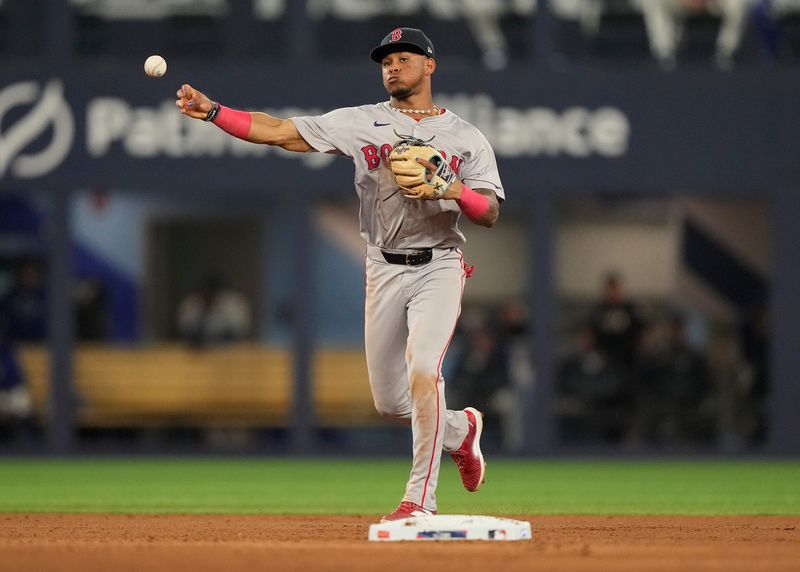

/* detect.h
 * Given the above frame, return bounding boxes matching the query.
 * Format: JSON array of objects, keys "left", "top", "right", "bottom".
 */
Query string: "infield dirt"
[{"left": 0, "top": 514, "right": 798, "bottom": 571}]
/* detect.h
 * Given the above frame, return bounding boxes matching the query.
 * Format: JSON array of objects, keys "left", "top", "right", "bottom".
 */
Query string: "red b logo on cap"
[{"left": 391, "top": 28, "right": 402, "bottom": 42}]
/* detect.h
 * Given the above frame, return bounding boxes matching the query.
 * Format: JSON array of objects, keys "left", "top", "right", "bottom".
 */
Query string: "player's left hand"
[
  {"left": 409, "top": 157, "right": 461, "bottom": 200},
  {"left": 389, "top": 143, "right": 459, "bottom": 200}
]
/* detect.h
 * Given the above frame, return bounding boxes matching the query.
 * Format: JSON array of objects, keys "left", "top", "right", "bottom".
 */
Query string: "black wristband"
[{"left": 204, "top": 101, "right": 220, "bottom": 122}]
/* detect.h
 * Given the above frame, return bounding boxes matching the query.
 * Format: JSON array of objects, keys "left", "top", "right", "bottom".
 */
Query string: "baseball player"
[{"left": 176, "top": 27, "right": 504, "bottom": 522}]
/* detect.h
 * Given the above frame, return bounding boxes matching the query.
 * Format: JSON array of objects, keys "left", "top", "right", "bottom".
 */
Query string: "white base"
[{"left": 368, "top": 514, "right": 532, "bottom": 542}]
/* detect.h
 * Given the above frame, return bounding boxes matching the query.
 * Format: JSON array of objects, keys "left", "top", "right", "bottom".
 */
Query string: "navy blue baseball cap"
[{"left": 370, "top": 28, "right": 435, "bottom": 63}]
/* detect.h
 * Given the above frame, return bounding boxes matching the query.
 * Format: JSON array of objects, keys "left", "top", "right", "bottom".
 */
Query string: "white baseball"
[{"left": 144, "top": 55, "right": 167, "bottom": 78}]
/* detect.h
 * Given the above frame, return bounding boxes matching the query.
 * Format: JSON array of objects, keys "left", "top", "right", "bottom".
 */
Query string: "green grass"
[{"left": 0, "top": 459, "right": 797, "bottom": 515}]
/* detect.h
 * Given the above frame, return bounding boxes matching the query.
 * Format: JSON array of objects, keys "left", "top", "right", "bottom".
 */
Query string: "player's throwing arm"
[{"left": 175, "top": 84, "right": 312, "bottom": 152}]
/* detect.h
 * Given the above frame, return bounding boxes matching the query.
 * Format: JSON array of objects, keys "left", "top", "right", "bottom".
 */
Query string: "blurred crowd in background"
[
  {"left": 2, "top": 0, "right": 800, "bottom": 69},
  {"left": 0, "top": 231, "right": 770, "bottom": 452},
  {"left": 446, "top": 272, "right": 768, "bottom": 452}
]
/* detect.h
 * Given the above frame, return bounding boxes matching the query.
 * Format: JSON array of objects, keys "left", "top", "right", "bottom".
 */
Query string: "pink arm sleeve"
[
  {"left": 456, "top": 183, "right": 490, "bottom": 222},
  {"left": 212, "top": 105, "right": 252, "bottom": 140}
]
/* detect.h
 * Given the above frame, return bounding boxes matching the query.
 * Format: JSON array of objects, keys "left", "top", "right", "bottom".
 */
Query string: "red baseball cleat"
[
  {"left": 380, "top": 501, "right": 437, "bottom": 523},
  {"left": 450, "top": 407, "right": 485, "bottom": 492}
]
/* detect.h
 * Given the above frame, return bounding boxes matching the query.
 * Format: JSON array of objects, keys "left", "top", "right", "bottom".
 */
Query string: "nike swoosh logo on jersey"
[{"left": 373, "top": 121, "right": 391, "bottom": 127}]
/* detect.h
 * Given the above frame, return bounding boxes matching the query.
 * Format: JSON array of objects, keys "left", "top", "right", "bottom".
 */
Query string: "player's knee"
[
  {"left": 373, "top": 402, "right": 394, "bottom": 418},
  {"left": 373, "top": 400, "right": 403, "bottom": 419}
]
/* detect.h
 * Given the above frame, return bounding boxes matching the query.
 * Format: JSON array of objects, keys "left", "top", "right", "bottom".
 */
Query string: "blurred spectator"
[
  {"left": 558, "top": 323, "right": 631, "bottom": 442},
  {"left": 491, "top": 302, "right": 535, "bottom": 451},
  {"left": 74, "top": 277, "right": 109, "bottom": 340},
  {"left": 550, "top": 0, "right": 605, "bottom": 36},
  {"left": 736, "top": 304, "right": 769, "bottom": 443},
  {"left": 555, "top": 271, "right": 647, "bottom": 444},
  {"left": 177, "top": 274, "right": 252, "bottom": 347},
  {"left": 628, "top": 313, "right": 715, "bottom": 446},
  {"left": 0, "top": 259, "right": 109, "bottom": 341},
  {"left": 447, "top": 302, "right": 535, "bottom": 451},
  {"left": 588, "top": 272, "right": 645, "bottom": 373},
  {"left": 753, "top": 0, "right": 800, "bottom": 61},
  {"left": 0, "top": 258, "right": 47, "bottom": 342},
  {"left": 449, "top": 317, "right": 509, "bottom": 422},
  {"left": 0, "top": 303, "right": 35, "bottom": 439},
  {"left": 632, "top": 0, "right": 756, "bottom": 68},
  {"left": 752, "top": 0, "right": 781, "bottom": 59}
]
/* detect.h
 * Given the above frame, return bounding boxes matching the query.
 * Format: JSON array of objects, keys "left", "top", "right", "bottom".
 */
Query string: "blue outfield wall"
[{"left": 0, "top": 63, "right": 795, "bottom": 194}]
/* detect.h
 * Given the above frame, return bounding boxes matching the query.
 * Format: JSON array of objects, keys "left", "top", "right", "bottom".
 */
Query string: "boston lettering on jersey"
[{"left": 360, "top": 144, "right": 464, "bottom": 174}]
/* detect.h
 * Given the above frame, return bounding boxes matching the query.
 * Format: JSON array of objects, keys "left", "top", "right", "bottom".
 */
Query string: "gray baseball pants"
[{"left": 364, "top": 243, "right": 470, "bottom": 511}]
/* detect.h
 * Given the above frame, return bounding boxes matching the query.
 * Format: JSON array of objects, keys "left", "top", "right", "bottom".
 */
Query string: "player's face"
[{"left": 381, "top": 52, "right": 433, "bottom": 99}]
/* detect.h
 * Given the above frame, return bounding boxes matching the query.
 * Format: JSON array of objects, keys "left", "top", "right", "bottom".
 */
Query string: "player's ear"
[{"left": 425, "top": 57, "right": 436, "bottom": 76}]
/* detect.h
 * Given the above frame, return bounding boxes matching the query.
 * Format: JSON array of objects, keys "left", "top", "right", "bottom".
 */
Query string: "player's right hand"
[{"left": 176, "top": 84, "right": 212, "bottom": 120}]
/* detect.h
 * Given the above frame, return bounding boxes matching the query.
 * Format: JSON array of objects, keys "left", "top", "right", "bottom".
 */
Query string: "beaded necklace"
[{"left": 390, "top": 105, "right": 440, "bottom": 116}]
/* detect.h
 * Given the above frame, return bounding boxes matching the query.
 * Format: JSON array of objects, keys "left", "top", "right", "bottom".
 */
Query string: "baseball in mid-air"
[{"left": 144, "top": 55, "right": 167, "bottom": 78}]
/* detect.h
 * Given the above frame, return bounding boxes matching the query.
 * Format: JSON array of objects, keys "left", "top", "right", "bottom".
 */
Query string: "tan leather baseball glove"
[{"left": 389, "top": 138, "right": 457, "bottom": 200}]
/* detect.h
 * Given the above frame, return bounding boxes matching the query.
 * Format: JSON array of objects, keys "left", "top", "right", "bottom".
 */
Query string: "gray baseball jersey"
[
  {"left": 291, "top": 103, "right": 504, "bottom": 512},
  {"left": 292, "top": 102, "right": 504, "bottom": 249}
]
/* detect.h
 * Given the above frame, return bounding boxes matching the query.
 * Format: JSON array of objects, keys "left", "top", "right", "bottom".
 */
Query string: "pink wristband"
[
  {"left": 212, "top": 105, "right": 252, "bottom": 140},
  {"left": 456, "top": 183, "right": 490, "bottom": 221}
]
